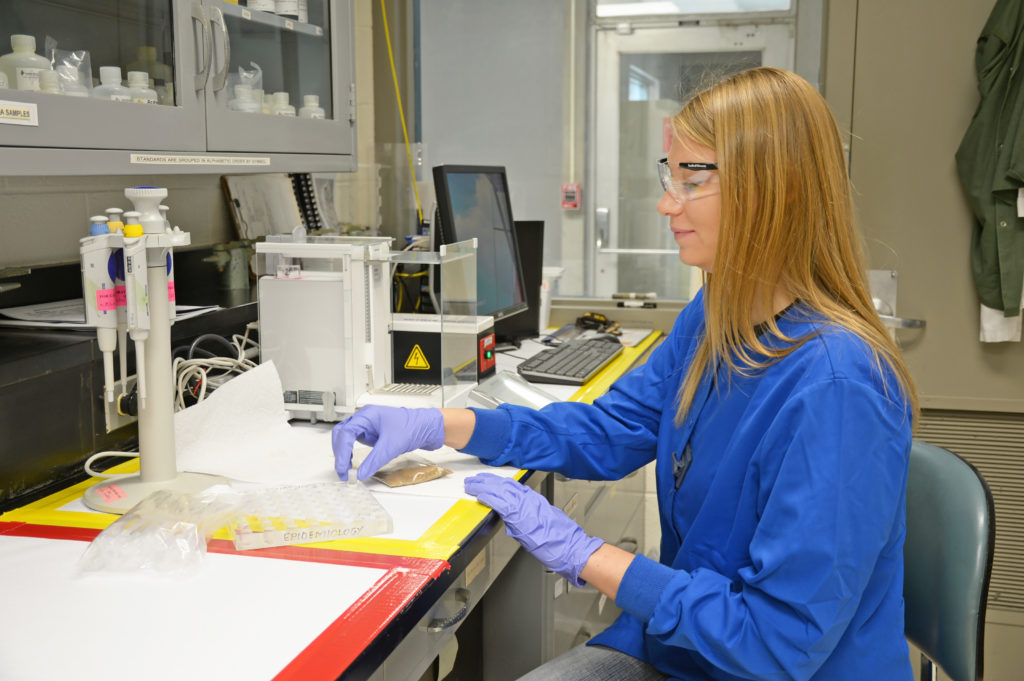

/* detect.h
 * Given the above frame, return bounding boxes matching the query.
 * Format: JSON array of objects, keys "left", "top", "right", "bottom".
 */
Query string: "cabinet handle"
[
  {"left": 191, "top": 0, "right": 213, "bottom": 91},
  {"left": 422, "top": 588, "right": 471, "bottom": 633},
  {"left": 209, "top": 5, "right": 231, "bottom": 92}
]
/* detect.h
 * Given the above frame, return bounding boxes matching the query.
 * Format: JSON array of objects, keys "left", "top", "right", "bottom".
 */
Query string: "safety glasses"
[{"left": 657, "top": 158, "right": 720, "bottom": 204}]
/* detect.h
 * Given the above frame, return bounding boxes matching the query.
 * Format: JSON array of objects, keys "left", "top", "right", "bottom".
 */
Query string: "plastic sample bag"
[
  {"left": 372, "top": 454, "right": 453, "bottom": 488},
  {"left": 78, "top": 485, "right": 241, "bottom": 576}
]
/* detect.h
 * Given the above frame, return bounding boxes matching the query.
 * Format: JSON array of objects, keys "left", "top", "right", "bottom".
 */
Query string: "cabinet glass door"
[
  {"left": 203, "top": 0, "right": 354, "bottom": 157},
  {"left": 0, "top": 0, "right": 205, "bottom": 151}
]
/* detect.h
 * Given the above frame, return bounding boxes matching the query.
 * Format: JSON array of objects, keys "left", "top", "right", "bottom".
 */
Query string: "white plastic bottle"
[
  {"left": 0, "top": 35, "right": 52, "bottom": 91},
  {"left": 272, "top": 91, "right": 296, "bottom": 116},
  {"left": 127, "top": 70, "right": 158, "bottom": 103},
  {"left": 56, "top": 65, "right": 89, "bottom": 97},
  {"left": 248, "top": 0, "right": 276, "bottom": 11},
  {"left": 128, "top": 46, "right": 173, "bottom": 104},
  {"left": 228, "top": 83, "right": 260, "bottom": 112},
  {"left": 92, "top": 66, "right": 131, "bottom": 101},
  {"left": 0, "top": 71, "right": 7, "bottom": 89},
  {"left": 298, "top": 94, "right": 325, "bottom": 119},
  {"left": 38, "top": 69, "right": 61, "bottom": 94}
]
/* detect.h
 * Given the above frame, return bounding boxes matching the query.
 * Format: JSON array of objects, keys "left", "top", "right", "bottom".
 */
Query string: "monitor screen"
[{"left": 432, "top": 165, "right": 528, "bottom": 323}]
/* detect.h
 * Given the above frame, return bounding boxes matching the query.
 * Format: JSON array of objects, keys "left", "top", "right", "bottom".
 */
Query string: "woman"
[{"left": 332, "top": 67, "right": 918, "bottom": 681}]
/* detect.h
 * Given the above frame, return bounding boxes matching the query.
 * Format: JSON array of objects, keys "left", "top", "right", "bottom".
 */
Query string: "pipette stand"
[{"left": 83, "top": 187, "right": 227, "bottom": 514}]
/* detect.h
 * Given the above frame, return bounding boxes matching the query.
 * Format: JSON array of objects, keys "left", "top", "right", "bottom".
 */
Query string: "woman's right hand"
[{"left": 331, "top": 406, "right": 445, "bottom": 481}]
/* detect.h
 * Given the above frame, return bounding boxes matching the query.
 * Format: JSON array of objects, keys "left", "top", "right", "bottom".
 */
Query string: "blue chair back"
[{"left": 904, "top": 440, "right": 995, "bottom": 681}]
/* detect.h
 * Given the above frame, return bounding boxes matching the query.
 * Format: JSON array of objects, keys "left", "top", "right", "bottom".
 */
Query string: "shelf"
[{"left": 219, "top": 1, "right": 325, "bottom": 37}]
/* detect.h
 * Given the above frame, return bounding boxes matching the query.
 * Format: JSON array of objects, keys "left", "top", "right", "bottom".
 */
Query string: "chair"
[{"left": 904, "top": 440, "right": 996, "bottom": 681}]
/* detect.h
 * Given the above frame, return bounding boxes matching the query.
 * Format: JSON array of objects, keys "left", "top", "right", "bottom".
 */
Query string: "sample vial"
[
  {"left": 0, "top": 34, "right": 51, "bottom": 91},
  {"left": 298, "top": 94, "right": 325, "bottom": 119},
  {"left": 92, "top": 66, "right": 131, "bottom": 101},
  {"left": 56, "top": 65, "right": 89, "bottom": 97},
  {"left": 127, "top": 70, "right": 158, "bottom": 104}
]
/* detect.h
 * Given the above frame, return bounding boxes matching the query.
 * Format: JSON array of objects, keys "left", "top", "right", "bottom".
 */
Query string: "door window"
[{"left": 586, "top": 21, "right": 794, "bottom": 299}]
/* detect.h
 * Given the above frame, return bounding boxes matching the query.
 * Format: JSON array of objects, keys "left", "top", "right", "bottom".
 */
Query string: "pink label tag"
[
  {"left": 96, "top": 484, "right": 126, "bottom": 503},
  {"left": 167, "top": 281, "right": 176, "bottom": 302},
  {"left": 96, "top": 288, "right": 117, "bottom": 312},
  {"left": 115, "top": 286, "right": 127, "bottom": 307}
]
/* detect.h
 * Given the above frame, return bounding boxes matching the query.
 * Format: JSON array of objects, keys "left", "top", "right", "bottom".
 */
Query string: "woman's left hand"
[{"left": 464, "top": 473, "right": 604, "bottom": 586}]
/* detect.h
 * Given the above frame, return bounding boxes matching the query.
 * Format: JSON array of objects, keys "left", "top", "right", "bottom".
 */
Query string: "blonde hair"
[{"left": 672, "top": 67, "right": 918, "bottom": 425}]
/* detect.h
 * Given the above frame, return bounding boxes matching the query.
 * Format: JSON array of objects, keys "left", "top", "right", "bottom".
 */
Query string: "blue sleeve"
[
  {"left": 461, "top": 297, "right": 702, "bottom": 480},
  {"left": 615, "top": 377, "right": 911, "bottom": 681}
]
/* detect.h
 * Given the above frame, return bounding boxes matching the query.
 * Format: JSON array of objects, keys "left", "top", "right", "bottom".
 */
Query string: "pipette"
[
  {"left": 79, "top": 215, "right": 119, "bottom": 402},
  {"left": 122, "top": 211, "right": 149, "bottom": 408},
  {"left": 104, "top": 207, "right": 130, "bottom": 398}
]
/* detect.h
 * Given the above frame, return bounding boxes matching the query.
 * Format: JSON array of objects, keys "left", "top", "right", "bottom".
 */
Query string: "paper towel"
[{"left": 174, "top": 361, "right": 337, "bottom": 483}]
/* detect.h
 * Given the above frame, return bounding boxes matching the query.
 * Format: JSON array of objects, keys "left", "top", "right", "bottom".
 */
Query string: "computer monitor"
[{"left": 431, "top": 165, "right": 528, "bottom": 324}]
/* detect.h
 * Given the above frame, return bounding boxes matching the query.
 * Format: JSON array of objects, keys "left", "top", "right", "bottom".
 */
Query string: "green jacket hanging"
[{"left": 956, "top": 0, "right": 1024, "bottom": 316}]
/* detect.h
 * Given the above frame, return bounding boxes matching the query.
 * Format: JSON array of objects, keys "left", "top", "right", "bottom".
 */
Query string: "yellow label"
[
  {"left": 404, "top": 344, "right": 431, "bottom": 370},
  {"left": 0, "top": 99, "right": 38, "bottom": 126}
]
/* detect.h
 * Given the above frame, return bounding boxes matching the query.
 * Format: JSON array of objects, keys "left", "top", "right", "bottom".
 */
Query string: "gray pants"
[{"left": 516, "top": 644, "right": 668, "bottom": 681}]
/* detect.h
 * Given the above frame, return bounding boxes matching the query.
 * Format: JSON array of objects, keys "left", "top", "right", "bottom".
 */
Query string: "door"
[
  {"left": 0, "top": 0, "right": 205, "bottom": 151},
  {"left": 589, "top": 22, "right": 794, "bottom": 299},
  {"left": 203, "top": 0, "right": 355, "bottom": 157}
]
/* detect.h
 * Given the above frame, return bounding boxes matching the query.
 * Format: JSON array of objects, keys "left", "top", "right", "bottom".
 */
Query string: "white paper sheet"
[
  {"left": 0, "top": 534, "right": 385, "bottom": 681},
  {"left": 174, "top": 361, "right": 338, "bottom": 484},
  {"left": 173, "top": 361, "right": 520, "bottom": 500}
]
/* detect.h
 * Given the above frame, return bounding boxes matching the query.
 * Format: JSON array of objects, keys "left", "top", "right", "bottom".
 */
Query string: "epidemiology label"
[
  {"left": 0, "top": 100, "right": 38, "bottom": 126},
  {"left": 129, "top": 153, "right": 271, "bottom": 166}
]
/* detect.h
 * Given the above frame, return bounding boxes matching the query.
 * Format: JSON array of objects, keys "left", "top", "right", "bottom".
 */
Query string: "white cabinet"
[{"left": 0, "top": 0, "right": 355, "bottom": 174}]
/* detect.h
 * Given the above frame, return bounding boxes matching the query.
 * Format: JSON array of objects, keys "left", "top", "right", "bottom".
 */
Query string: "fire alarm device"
[{"left": 561, "top": 183, "right": 581, "bottom": 210}]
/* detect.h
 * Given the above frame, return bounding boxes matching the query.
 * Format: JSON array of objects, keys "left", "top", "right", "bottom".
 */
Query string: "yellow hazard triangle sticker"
[{"left": 404, "top": 344, "right": 431, "bottom": 370}]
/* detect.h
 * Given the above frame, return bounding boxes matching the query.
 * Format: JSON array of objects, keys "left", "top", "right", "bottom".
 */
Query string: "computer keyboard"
[{"left": 516, "top": 338, "right": 624, "bottom": 385}]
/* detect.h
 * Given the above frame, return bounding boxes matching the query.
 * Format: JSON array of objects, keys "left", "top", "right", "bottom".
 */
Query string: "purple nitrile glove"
[
  {"left": 331, "top": 406, "right": 445, "bottom": 481},
  {"left": 464, "top": 473, "right": 604, "bottom": 587}
]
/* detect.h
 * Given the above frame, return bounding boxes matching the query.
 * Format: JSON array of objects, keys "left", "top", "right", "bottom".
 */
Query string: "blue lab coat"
[{"left": 463, "top": 290, "right": 913, "bottom": 681}]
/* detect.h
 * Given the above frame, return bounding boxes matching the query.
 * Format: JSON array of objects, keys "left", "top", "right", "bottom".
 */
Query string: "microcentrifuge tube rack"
[{"left": 228, "top": 482, "right": 393, "bottom": 550}]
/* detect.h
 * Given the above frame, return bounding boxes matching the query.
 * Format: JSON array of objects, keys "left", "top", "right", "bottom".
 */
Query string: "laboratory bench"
[{"left": 0, "top": 292, "right": 663, "bottom": 680}]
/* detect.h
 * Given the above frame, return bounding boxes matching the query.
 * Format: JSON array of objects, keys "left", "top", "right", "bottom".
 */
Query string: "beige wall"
[{"left": 826, "top": 0, "right": 1024, "bottom": 413}]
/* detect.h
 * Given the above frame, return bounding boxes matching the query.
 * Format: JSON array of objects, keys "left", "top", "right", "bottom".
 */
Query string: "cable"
[
  {"left": 390, "top": 232, "right": 432, "bottom": 312},
  {"left": 173, "top": 329, "right": 258, "bottom": 411},
  {"left": 188, "top": 333, "right": 239, "bottom": 359},
  {"left": 381, "top": 0, "right": 424, "bottom": 226},
  {"left": 84, "top": 451, "right": 139, "bottom": 479}
]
